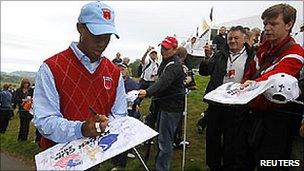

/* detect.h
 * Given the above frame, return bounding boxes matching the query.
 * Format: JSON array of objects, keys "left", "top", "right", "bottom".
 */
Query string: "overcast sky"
[{"left": 1, "top": 1, "right": 303, "bottom": 72}]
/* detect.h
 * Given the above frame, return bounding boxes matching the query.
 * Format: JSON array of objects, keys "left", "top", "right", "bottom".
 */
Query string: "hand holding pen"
[{"left": 81, "top": 106, "right": 109, "bottom": 137}]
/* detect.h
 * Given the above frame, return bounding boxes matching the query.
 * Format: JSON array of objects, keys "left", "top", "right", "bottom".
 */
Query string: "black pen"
[{"left": 89, "top": 106, "right": 115, "bottom": 119}]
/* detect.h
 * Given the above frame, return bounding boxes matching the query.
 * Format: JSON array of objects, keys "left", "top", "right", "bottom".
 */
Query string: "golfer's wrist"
[{"left": 77, "top": 122, "right": 85, "bottom": 138}]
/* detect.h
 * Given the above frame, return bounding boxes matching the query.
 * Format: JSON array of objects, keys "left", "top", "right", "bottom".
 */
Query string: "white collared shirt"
[
  {"left": 184, "top": 42, "right": 196, "bottom": 55},
  {"left": 223, "top": 46, "right": 248, "bottom": 83}
]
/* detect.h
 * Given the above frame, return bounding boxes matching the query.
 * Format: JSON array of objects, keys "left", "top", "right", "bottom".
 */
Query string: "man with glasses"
[{"left": 139, "top": 36, "right": 185, "bottom": 171}]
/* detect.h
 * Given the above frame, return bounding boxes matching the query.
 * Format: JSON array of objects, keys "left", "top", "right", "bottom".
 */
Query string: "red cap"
[{"left": 160, "top": 36, "right": 178, "bottom": 49}]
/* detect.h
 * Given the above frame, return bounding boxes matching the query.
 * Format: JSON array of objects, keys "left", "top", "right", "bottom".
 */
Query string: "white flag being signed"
[
  {"left": 35, "top": 116, "right": 158, "bottom": 170},
  {"left": 203, "top": 79, "right": 275, "bottom": 105}
]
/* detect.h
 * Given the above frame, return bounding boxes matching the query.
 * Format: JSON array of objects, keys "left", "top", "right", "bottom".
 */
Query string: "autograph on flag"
[
  {"left": 204, "top": 79, "right": 275, "bottom": 105},
  {"left": 35, "top": 116, "right": 158, "bottom": 170}
]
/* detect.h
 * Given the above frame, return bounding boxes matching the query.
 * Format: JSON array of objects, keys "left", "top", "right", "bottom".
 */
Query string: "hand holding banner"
[{"left": 204, "top": 79, "right": 275, "bottom": 105}]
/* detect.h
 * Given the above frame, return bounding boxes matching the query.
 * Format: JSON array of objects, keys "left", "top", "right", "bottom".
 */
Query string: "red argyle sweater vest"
[{"left": 40, "top": 47, "right": 120, "bottom": 150}]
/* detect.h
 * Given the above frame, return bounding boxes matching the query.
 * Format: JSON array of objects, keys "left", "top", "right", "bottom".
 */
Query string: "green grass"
[
  {"left": 0, "top": 76, "right": 210, "bottom": 171},
  {"left": 0, "top": 109, "right": 41, "bottom": 165}
]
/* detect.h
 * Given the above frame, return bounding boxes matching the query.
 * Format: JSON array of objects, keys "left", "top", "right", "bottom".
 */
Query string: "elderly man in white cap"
[{"left": 33, "top": 2, "right": 127, "bottom": 167}]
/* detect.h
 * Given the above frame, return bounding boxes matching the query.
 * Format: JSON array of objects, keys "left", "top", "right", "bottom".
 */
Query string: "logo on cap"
[
  {"left": 161, "top": 36, "right": 178, "bottom": 49},
  {"left": 102, "top": 8, "right": 111, "bottom": 20},
  {"left": 263, "top": 73, "right": 300, "bottom": 104}
]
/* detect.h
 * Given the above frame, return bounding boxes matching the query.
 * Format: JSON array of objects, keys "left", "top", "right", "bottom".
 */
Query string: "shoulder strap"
[
  {"left": 163, "top": 61, "right": 175, "bottom": 73},
  {"left": 141, "top": 59, "right": 152, "bottom": 77},
  {"left": 143, "top": 59, "right": 152, "bottom": 71},
  {"left": 252, "top": 41, "right": 295, "bottom": 79}
]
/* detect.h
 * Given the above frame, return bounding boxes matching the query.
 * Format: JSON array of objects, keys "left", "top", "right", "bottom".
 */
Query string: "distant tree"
[
  {"left": 129, "top": 59, "right": 141, "bottom": 78},
  {"left": 0, "top": 72, "right": 35, "bottom": 87}
]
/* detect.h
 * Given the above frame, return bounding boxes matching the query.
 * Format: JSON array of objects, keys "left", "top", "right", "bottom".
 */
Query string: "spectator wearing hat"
[
  {"left": 241, "top": 4, "right": 304, "bottom": 170},
  {"left": 122, "top": 57, "right": 133, "bottom": 77},
  {"left": 32, "top": 3, "right": 128, "bottom": 168},
  {"left": 117, "top": 63, "right": 139, "bottom": 93},
  {"left": 139, "top": 46, "right": 159, "bottom": 89},
  {"left": 139, "top": 36, "right": 185, "bottom": 171},
  {"left": 122, "top": 57, "right": 130, "bottom": 66},
  {"left": 112, "top": 52, "right": 123, "bottom": 64},
  {"left": 138, "top": 46, "right": 159, "bottom": 141}
]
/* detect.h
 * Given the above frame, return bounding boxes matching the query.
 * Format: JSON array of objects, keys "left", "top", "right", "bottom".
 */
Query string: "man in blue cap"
[{"left": 33, "top": 2, "right": 127, "bottom": 169}]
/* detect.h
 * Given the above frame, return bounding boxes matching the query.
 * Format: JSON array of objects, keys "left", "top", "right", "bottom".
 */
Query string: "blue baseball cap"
[{"left": 78, "top": 1, "right": 119, "bottom": 38}]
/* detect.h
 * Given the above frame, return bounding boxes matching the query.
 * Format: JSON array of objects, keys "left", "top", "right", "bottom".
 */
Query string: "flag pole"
[{"left": 208, "top": 6, "right": 213, "bottom": 44}]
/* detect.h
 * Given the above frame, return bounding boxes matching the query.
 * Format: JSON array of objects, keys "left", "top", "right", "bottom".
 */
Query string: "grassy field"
[{"left": 0, "top": 75, "right": 210, "bottom": 171}]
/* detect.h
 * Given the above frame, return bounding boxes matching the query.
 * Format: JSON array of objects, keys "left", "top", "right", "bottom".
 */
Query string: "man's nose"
[{"left": 264, "top": 23, "right": 271, "bottom": 31}]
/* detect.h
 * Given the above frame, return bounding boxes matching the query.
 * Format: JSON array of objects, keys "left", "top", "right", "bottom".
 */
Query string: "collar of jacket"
[
  {"left": 162, "top": 54, "right": 178, "bottom": 63},
  {"left": 223, "top": 43, "right": 254, "bottom": 58}
]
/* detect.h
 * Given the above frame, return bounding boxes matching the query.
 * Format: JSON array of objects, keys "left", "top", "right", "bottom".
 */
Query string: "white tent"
[{"left": 179, "top": 14, "right": 303, "bottom": 57}]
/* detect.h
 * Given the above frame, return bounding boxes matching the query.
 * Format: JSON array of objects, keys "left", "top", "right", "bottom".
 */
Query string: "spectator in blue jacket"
[{"left": 0, "top": 84, "right": 13, "bottom": 133}]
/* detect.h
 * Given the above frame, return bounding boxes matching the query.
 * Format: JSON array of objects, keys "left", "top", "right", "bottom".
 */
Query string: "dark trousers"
[
  {"left": 144, "top": 100, "right": 159, "bottom": 130},
  {"left": 155, "top": 110, "right": 182, "bottom": 171},
  {"left": 232, "top": 109, "right": 255, "bottom": 171},
  {"left": 18, "top": 111, "right": 33, "bottom": 141},
  {"left": 249, "top": 110, "right": 301, "bottom": 171},
  {"left": 197, "top": 112, "right": 208, "bottom": 130},
  {"left": 111, "top": 151, "right": 128, "bottom": 168},
  {"left": 0, "top": 109, "right": 12, "bottom": 133},
  {"left": 173, "top": 114, "right": 183, "bottom": 146},
  {"left": 206, "top": 104, "right": 254, "bottom": 170}
]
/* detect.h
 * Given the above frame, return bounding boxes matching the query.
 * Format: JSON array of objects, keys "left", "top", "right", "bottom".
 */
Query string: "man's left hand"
[{"left": 240, "top": 80, "right": 256, "bottom": 90}]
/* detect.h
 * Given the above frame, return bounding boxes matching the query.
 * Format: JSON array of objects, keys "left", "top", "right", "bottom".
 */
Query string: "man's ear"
[
  {"left": 285, "top": 21, "right": 293, "bottom": 32},
  {"left": 77, "top": 23, "right": 85, "bottom": 35}
]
